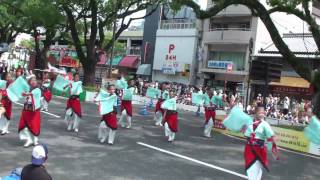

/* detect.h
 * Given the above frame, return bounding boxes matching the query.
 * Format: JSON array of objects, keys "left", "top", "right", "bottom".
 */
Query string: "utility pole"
[{"left": 108, "top": 17, "right": 117, "bottom": 78}]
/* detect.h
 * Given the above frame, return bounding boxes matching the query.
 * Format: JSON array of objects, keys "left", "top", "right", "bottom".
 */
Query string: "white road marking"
[
  {"left": 223, "top": 134, "right": 320, "bottom": 160},
  {"left": 137, "top": 142, "right": 248, "bottom": 179},
  {"left": 14, "top": 102, "right": 61, "bottom": 118}
]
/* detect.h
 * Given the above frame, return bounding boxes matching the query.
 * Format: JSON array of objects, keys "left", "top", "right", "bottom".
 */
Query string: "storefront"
[{"left": 269, "top": 76, "right": 313, "bottom": 99}]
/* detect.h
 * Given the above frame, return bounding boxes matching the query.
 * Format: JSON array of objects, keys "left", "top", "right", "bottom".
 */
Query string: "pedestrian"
[
  {"left": 119, "top": 79, "right": 136, "bottom": 129},
  {"left": 161, "top": 90, "right": 178, "bottom": 142},
  {"left": 0, "top": 73, "right": 13, "bottom": 135},
  {"left": 242, "top": 106, "right": 278, "bottom": 180},
  {"left": 18, "top": 75, "right": 42, "bottom": 147},
  {"left": 96, "top": 85, "right": 118, "bottom": 145},
  {"left": 21, "top": 144, "right": 52, "bottom": 180},
  {"left": 40, "top": 73, "right": 52, "bottom": 112},
  {"left": 154, "top": 83, "right": 169, "bottom": 126},
  {"left": 64, "top": 73, "right": 83, "bottom": 133}
]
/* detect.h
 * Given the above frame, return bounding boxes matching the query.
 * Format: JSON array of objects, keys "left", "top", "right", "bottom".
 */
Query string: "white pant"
[
  {"left": 247, "top": 161, "right": 263, "bottom": 180},
  {"left": 41, "top": 97, "right": 49, "bottom": 111},
  {"left": 119, "top": 110, "right": 132, "bottom": 128},
  {"left": 154, "top": 111, "right": 163, "bottom": 126},
  {"left": 204, "top": 118, "right": 214, "bottom": 137},
  {"left": 164, "top": 122, "right": 175, "bottom": 142},
  {"left": 65, "top": 108, "right": 81, "bottom": 131},
  {"left": 98, "top": 121, "right": 116, "bottom": 144},
  {"left": 0, "top": 115, "right": 10, "bottom": 133},
  {"left": 19, "top": 128, "right": 39, "bottom": 145}
]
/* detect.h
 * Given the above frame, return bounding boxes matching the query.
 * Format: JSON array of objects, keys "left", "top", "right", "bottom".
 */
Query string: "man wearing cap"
[{"left": 21, "top": 144, "right": 52, "bottom": 180}]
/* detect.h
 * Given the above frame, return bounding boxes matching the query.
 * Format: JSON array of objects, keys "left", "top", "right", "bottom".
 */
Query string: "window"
[
  {"left": 239, "top": 22, "right": 250, "bottom": 31},
  {"left": 210, "top": 23, "right": 229, "bottom": 31}
]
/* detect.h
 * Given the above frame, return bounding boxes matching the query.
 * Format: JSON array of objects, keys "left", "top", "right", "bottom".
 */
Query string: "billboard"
[{"left": 153, "top": 29, "right": 198, "bottom": 75}]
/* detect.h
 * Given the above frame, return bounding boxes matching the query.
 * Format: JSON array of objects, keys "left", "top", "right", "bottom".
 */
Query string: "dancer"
[
  {"left": 18, "top": 75, "right": 42, "bottom": 147},
  {"left": 119, "top": 79, "right": 136, "bottom": 129},
  {"left": 243, "top": 106, "right": 277, "bottom": 180},
  {"left": 154, "top": 83, "right": 169, "bottom": 126},
  {"left": 161, "top": 90, "right": 178, "bottom": 142},
  {"left": 96, "top": 85, "right": 118, "bottom": 145},
  {"left": 40, "top": 73, "right": 52, "bottom": 111},
  {"left": 64, "top": 73, "right": 83, "bottom": 133},
  {"left": 203, "top": 88, "right": 217, "bottom": 138},
  {"left": 0, "top": 73, "right": 13, "bottom": 135}
]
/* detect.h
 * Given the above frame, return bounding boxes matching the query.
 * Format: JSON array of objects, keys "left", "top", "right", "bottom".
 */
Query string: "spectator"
[{"left": 21, "top": 144, "right": 52, "bottom": 180}]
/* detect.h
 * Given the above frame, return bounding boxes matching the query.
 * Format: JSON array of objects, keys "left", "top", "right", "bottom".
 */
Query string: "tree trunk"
[
  {"left": 82, "top": 58, "right": 96, "bottom": 86},
  {"left": 33, "top": 29, "right": 42, "bottom": 78}
]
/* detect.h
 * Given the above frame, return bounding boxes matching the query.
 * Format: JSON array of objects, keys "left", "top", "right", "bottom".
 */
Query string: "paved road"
[{"left": 0, "top": 98, "right": 320, "bottom": 180}]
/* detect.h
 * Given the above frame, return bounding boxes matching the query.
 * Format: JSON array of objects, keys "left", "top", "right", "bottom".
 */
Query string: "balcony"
[
  {"left": 203, "top": 28, "right": 252, "bottom": 44},
  {"left": 206, "top": 3, "right": 251, "bottom": 16},
  {"left": 160, "top": 19, "right": 196, "bottom": 30},
  {"left": 126, "top": 47, "right": 141, "bottom": 56}
]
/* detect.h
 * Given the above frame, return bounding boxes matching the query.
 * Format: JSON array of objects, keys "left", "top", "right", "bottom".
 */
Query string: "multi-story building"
[
  {"left": 199, "top": 1, "right": 258, "bottom": 98},
  {"left": 143, "top": 5, "right": 200, "bottom": 84}
]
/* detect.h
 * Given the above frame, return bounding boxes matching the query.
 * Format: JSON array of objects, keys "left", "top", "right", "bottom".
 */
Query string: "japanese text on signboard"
[
  {"left": 208, "top": 60, "right": 233, "bottom": 69},
  {"left": 162, "top": 44, "right": 178, "bottom": 74}
]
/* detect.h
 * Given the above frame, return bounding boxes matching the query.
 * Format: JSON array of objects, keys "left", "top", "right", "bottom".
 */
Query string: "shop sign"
[
  {"left": 208, "top": 60, "right": 233, "bottom": 69},
  {"left": 162, "top": 44, "right": 178, "bottom": 74},
  {"left": 272, "top": 86, "right": 312, "bottom": 95}
]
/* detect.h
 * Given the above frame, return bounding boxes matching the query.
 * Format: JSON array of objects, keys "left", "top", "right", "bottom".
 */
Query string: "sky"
[{"left": 254, "top": 0, "right": 310, "bottom": 53}]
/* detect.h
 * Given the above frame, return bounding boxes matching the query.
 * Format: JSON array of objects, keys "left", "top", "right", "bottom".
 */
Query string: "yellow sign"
[{"left": 272, "top": 127, "right": 310, "bottom": 153}]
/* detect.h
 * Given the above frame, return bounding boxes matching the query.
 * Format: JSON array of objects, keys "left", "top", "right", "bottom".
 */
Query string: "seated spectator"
[{"left": 21, "top": 144, "right": 52, "bottom": 180}]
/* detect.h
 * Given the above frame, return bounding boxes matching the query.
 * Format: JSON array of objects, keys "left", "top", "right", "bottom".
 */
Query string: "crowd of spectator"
[{"left": 248, "top": 94, "right": 313, "bottom": 125}]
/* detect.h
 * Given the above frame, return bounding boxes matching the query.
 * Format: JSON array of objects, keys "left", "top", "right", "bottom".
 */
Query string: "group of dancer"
[{"left": 0, "top": 71, "right": 307, "bottom": 180}]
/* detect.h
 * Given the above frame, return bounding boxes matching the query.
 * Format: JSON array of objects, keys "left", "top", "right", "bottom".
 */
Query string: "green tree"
[
  {"left": 0, "top": 3, "right": 28, "bottom": 44},
  {"left": 1, "top": 0, "right": 67, "bottom": 74},
  {"left": 172, "top": 0, "right": 320, "bottom": 117},
  {"left": 58, "top": 0, "right": 164, "bottom": 85}
]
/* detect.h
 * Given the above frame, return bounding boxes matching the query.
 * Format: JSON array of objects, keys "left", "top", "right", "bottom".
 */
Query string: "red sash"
[
  {"left": 66, "top": 97, "right": 82, "bottom": 117},
  {"left": 163, "top": 112, "right": 178, "bottom": 132},
  {"left": 18, "top": 110, "right": 41, "bottom": 136},
  {"left": 102, "top": 112, "right": 118, "bottom": 130},
  {"left": 43, "top": 89, "right": 52, "bottom": 102},
  {"left": 155, "top": 99, "right": 164, "bottom": 114},
  {"left": 1, "top": 93, "right": 12, "bottom": 120},
  {"left": 121, "top": 100, "right": 132, "bottom": 117}
]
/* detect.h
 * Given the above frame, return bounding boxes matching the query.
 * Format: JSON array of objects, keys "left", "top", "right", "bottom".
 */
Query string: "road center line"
[
  {"left": 14, "top": 102, "right": 61, "bottom": 118},
  {"left": 137, "top": 142, "right": 248, "bottom": 179}
]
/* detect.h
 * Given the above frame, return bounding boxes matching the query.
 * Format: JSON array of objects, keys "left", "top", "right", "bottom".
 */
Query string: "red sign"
[{"left": 227, "top": 64, "right": 233, "bottom": 72}]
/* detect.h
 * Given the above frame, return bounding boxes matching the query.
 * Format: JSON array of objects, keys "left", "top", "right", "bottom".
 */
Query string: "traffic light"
[{"left": 250, "top": 60, "right": 282, "bottom": 82}]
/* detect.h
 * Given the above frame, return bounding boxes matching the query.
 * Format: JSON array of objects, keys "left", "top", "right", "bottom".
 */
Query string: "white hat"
[
  {"left": 31, "top": 144, "right": 48, "bottom": 165},
  {"left": 26, "top": 74, "right": 36, "bottom": 82}
]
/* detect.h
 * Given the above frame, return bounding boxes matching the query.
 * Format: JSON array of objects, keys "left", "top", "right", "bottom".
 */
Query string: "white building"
[
  {"left": 152, "top": 5, "right": 200, "bottom": 85},
  {"left": 199, "top": 2, "right": 258, "bottom": 97}
]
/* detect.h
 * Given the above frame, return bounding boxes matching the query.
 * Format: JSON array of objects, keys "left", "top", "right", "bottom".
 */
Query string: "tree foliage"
[{"left": 57, "top": 0, "right": 164, "bottom": 85}]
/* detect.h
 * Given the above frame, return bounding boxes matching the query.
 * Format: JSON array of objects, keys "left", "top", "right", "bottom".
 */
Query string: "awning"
[
  {"left": 136, "top": 64, "right": 151, "bottom": 75},
  {"left": 269, "top": 76, "right": 310, "bottom": 88},
  {"left": 119, "top": 55, "right": 140, "bottom": 68}
]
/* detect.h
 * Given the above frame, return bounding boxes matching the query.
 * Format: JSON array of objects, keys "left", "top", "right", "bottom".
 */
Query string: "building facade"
[
  {"left": 152, "top": 19, "right": 199, "bottom": 84},
  {"left": 199, "top": 2, "right": 258, "bottom": 98}
]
